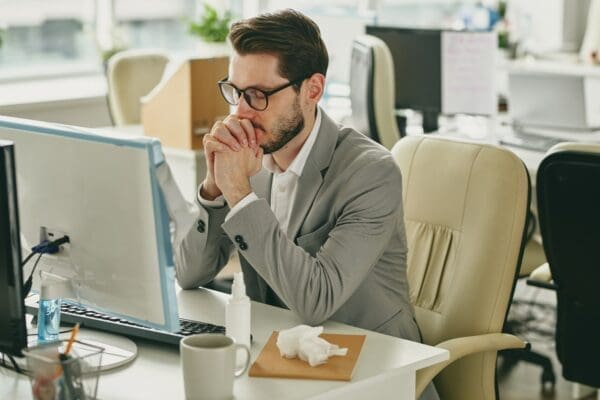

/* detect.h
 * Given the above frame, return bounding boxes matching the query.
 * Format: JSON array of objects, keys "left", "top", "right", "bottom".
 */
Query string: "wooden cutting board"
[{"left": 248, "top": 331, "right": 366, "bottom": 381}]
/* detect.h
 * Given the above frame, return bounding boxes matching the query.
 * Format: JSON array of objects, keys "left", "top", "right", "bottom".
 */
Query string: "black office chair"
[
  {"left": 500, "top": 209, "right": 557, "bottom": 388},
  {"left": 347, "top": 35, "right": 403, "bottom": 150},
  {"left": 534, "top": 143, "right": 600, "bottom": 388}
]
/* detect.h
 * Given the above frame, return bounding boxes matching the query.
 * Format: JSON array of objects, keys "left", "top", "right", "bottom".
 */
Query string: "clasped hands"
[{"left": 201, "top": 115, "right": 263, "bottom": 207}]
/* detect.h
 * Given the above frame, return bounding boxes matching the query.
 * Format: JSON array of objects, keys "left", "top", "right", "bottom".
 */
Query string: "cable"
[
  {"left": 21, "top": 235, "right": 70, "bottom": 269},
  {"left": 21, "top": 235, "right": 70, "bottom": 298},
  {"left": 20, "top": 252, "right": 36, "bottom": 268},
  {"left": 27, "top": 327, "right": 75, "bottom": 337},
  {"left": 22, "top": 253, "right": 43, "bottom": 298},
  {"left": 0, "top": 352, "right": 25, "bottom": 375}
]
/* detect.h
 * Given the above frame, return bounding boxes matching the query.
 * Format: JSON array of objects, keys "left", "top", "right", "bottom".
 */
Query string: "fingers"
[
  {"left": 224, "top": 116, "right": 249, "bottom": 147},
  {"left": 210, "top": 120, "right": 241, "bottom": 151},
  {"left": 239, "top": 119, "right": 257, "bottom": 148},
  {"left": 209, "top": 116, "right": 258, "bottom": 152},
  {"left": 203, "top": 134, "right": 230, "bottom": 156},
  {"left": 255, "top": 145, "right": 263, "bottom": 159},
  {"left": 250, "top": 147, "right": 264, "bottom": 177}
]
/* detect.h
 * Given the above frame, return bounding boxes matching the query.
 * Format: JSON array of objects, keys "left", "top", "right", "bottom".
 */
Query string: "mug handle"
[{"left": 234, "top": 344, "right": 251, "bottom": 378}]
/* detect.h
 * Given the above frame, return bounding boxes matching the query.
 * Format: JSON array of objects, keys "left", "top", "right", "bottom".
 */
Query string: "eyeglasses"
[{"left": 217, "top": 76, "right": 308, "bottom": 111}]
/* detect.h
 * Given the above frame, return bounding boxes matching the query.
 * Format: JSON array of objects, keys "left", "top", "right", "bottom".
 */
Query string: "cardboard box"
[{"left": 141, "top": 57, "right": 230, "bottom": 149}]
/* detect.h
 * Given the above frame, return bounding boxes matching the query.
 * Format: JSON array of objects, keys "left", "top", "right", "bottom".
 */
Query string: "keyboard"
[{"left": 26, "top": 300, "right": 225, "bottom": 347}]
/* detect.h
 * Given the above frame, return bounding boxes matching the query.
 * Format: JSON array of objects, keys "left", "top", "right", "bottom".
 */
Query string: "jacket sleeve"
[
  {"left": 220, "top": 159, "right": 403, "bottom": 325},
  {"left": 174, "top": 201, "right": 234, "bottom": 289}
]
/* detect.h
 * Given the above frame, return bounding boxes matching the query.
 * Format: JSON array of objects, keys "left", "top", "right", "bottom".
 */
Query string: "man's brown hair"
[{"left": 229, "top": 9, "right": 328, "bottom": 86}]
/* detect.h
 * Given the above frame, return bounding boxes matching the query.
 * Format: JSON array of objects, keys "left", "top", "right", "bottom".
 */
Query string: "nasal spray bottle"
[
  {"left": 38, "top": 272, "right": 69, "bottom": 343},
  {"left": 226, "top": 272, "right": 251, "bottom": 355}
]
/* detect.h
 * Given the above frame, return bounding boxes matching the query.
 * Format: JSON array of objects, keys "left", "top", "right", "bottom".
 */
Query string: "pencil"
[{"left": 65, "top": 323, "right": 80, "bottom": 355}]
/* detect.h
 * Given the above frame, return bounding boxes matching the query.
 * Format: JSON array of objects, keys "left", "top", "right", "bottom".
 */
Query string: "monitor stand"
[
  {"left": 422, "top": 111, "right": 440, "bottom": 133},
  {"left": 25, "top": 321, "right": 138, "bottom": 372}
]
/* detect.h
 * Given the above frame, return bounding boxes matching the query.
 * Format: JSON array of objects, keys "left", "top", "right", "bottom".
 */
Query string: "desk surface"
[{"left": 1, "top": 288, "right": 448, "bottom": 400}]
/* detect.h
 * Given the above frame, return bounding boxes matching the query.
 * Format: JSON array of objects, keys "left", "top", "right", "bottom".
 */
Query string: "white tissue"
[
  {"left": 277, "top": 325, "right": 322, "bottom": 358},
  {"left": 276, "top": 325, "right": 348, "bottom": 367},
  {"left": 298, "top": 336, "right": 348, "bottom": 366}
]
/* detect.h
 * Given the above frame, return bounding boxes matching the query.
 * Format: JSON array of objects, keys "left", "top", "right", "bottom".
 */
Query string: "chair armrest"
[
  {"left": 526, "top": 263, "right": 558, "bottom": 290},
  {"left": 415, "top": 333, "right": 528, "bottom": 398}
]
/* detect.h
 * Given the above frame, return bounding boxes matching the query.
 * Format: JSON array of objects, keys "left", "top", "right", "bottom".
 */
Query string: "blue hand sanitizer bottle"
[{"left": 37, "top": 273, "right": 62, "bottom": 343}]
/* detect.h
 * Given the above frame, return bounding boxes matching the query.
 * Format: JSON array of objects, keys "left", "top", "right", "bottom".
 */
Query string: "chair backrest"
[
  {"left": 107, "top": 49, "right": 170, "bottom": 126},
  {"left": 391, "top": 136, "right": 530, "bottom": 400},
  {"left": 536, "top": 142, "right": 600, "bottom": 387},
  {"left": 348, "top": 35, "right": 400, "bottom": 150}
]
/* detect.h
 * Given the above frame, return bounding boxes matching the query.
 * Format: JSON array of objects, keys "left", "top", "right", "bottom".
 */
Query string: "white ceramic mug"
[{"left": 180, "top": 334, "right": 251, "bottom": 400}]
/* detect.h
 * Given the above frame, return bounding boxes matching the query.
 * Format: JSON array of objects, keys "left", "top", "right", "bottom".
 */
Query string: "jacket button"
[
  {"left": 234, "top": 235, "right": 244, "bottom": 243},
  {"left": 196, "top": 220, "right": 205, "bottom": 233},
  {"left": 239, "top": 242, "right": 248, "bottom": 251}
]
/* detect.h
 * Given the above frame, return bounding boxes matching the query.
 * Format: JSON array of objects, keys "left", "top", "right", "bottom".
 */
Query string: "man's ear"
[{"left": 304, "top": 73, "right": 325, "bottom": 104}]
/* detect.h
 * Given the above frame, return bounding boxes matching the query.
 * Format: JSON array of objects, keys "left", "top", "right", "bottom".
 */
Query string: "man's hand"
[
  {"left": 201, "top": 116, "right": 259, "bottom": 200},
  {"left": 214, "top": 146, "right": 263, "bottom": 207}
]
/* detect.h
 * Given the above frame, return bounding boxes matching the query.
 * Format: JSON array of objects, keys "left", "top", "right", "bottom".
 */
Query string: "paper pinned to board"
[
  {"left": 442, "top": 31, "right": 497, "bottom": 116},
  {"left": 249, "top": 331, "right": 366, "bottom": 381}
]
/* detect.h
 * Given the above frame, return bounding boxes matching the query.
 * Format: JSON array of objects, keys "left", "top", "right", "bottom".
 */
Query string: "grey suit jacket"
[{"left": 175, "top": 110, "right": 420, "bottom": 342}]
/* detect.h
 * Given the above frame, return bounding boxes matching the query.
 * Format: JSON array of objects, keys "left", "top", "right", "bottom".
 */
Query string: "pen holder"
[{"left": 23, "top": 340, "right": 104, "bottom": 400}]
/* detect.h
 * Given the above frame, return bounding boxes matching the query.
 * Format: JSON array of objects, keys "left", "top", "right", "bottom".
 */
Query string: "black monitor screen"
[
  {"left": 366, "top": 26, "right": 441, "bottom": 112},
  {"left": 0, "top": 141, "right": 27, "bottom": 357}
]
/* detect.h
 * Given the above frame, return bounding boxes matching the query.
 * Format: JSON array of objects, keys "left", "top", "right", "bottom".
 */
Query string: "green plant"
[{"left": 188, "top": 3, "right": 232, "bottom": 43}]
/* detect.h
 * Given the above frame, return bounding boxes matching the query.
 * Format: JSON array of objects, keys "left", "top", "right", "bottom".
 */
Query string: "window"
[
  {"left": 0, "top": 0, "right": 205, "bottom": 82},
  {"left": 0, "top": 0, "right": 98, "bottom": 81},
  {"left": 114, "top": 0, "right": 196, "bottom": 52}
]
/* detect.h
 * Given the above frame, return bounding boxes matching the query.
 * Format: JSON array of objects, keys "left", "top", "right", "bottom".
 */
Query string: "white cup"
[{"left": 180, "top": 334, "right": 251, "bottom": 400}]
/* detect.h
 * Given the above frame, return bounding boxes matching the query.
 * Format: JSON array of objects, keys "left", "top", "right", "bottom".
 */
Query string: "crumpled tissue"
[{"left": 276, "top": 325, "right": 348, "bottom": 366}]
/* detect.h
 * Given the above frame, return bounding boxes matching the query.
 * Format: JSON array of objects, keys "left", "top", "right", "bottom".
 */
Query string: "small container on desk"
[{"left": 23, "top": 340, "right": 104, "bottom": 400}]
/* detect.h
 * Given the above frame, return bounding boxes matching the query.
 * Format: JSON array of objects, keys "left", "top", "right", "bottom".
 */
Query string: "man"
[{"left": 176, "top": 8, "right": 425, "bottom": 359}]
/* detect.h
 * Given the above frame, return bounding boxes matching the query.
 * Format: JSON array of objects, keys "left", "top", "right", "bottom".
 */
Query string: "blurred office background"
[
  {"left": 0, "top": 1, "right": 598, "bottom": 399},
  {"left": 0, "top": 0, "right": 591, "bottom": 126}
]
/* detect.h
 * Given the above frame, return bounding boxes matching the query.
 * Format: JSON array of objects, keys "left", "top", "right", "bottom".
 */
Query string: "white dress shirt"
[{"left": 199, "top": 109, "right": 322, "bottom": 235}]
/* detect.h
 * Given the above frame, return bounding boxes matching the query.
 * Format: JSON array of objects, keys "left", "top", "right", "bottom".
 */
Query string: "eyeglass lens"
[{"left": 220, "top": 83, "right": 268, "bottom": 111}]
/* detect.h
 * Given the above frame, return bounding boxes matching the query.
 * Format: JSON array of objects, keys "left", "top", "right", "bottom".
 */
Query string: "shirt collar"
[{"left": 263, "top": 107, "right": 322, "bottom": 176}]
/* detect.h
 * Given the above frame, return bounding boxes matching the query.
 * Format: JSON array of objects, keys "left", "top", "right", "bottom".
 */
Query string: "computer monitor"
[
  {"left": 367, "top": 27, "right": 442, "bottom": 113},
  {"left": 366, "top": 26, "right": 496, "bottom": 133},
  {"left": 366, "top": 26, "right": 441, "bottom": 132},
  {"left": 0, "top": 116, "right": 179, "bottom": 333},
  {"left": 0, "top": 141, "right": 27, "bottom": 357}
]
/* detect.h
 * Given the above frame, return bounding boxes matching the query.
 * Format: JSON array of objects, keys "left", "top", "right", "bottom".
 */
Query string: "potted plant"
[{"left": 188, "top": 3, "right": 233, "bottom": 56}]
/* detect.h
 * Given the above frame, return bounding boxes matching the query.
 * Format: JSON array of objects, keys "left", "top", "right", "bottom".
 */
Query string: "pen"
[
  {"left": 65, "top": 323, "right": 80, "bottom": 355},
  {"left": 51, "top": 323, "right": 81, "bottom": 381}
]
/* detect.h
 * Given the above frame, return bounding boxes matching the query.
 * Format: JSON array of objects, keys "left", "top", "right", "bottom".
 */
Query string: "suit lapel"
[{"left": 286, "top": 110, "right": 339, "bottom": 240}]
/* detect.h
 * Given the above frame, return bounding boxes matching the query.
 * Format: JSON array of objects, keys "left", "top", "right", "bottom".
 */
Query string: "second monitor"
[{"left": 366, "top": 26, "right": 497, "bottom": 132}]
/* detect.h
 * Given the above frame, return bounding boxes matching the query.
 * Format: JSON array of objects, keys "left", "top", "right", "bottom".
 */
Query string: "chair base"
[{"left": 499, "top": 348, "right": 556, "bottom": 388}]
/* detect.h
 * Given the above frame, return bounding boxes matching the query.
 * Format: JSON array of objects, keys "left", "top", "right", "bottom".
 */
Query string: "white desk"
[
  {"left": 424, "top": 115, "right": 600, "bottom": 176},
  {"left": 1, "top": 288, "right": 449, "bottom": 400}
]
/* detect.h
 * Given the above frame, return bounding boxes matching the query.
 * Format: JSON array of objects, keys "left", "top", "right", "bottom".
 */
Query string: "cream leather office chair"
[
  {"left": 107, "top": 49, "right": 169, "bottom": 126},
  {"left": 391, "top": 136, "right": 530, "bottom": 400},
  {"left": 347, "top": 35, "right": 401, "bottom": 150}
]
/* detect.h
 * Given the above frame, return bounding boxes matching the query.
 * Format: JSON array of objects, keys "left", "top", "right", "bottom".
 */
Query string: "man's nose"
[{"left": 235, "top": 95, "right": 258, "bottom": 119}]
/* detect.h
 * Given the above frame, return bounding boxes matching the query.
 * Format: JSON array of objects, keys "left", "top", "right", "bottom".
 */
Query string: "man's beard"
[{"left": 260, "top": 98, "right": 305, "bottom": 154}]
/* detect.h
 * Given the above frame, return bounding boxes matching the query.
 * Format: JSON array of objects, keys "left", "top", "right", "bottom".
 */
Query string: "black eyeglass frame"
[{"left": 217, "top": 75, "right": 309, "bottom": 111}]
